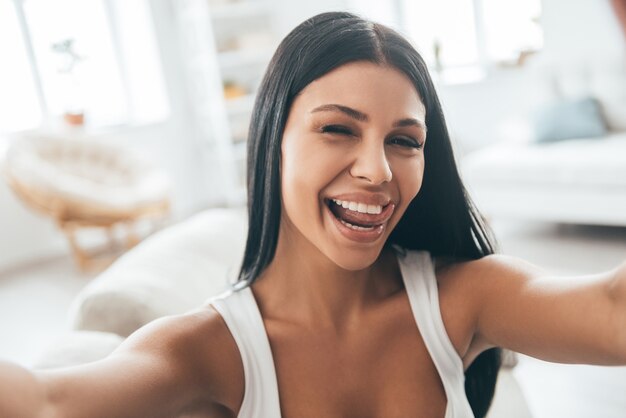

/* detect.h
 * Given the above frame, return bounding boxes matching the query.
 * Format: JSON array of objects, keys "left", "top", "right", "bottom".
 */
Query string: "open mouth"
[{"left": 324, "top": 198, "right": 395, "bottom": 231}]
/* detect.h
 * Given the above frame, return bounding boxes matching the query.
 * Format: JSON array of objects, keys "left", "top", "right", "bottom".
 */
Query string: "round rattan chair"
[{"left": 4, "top": 133, "right": 172, "bottom": 271}]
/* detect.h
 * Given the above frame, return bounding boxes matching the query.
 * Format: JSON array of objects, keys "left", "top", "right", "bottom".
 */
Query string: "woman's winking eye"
[{"left": 319, "top": 124, "right": 423, "bottom": 149}]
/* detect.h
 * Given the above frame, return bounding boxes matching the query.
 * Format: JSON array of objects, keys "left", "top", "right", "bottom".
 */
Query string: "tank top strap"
[
  {"left": 393, "top": 246, "right": 475, "bottom": 418},
  {"left": 208, "top": 286, "right": 282, "bottom": 418}
]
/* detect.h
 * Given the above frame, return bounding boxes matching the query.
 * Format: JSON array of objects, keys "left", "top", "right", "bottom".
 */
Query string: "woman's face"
[{"left": 279, "top": 61, "right": 427, "bottom": 270}]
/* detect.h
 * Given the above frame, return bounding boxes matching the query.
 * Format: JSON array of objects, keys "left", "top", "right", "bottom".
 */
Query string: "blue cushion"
[{"left": 533, "top": 96, "right": 607, "bottom": 143}]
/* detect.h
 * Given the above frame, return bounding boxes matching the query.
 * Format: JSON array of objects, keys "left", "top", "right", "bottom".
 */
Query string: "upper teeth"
[{"left": 332, "top": 199, "right": 383, "bottom": 215}]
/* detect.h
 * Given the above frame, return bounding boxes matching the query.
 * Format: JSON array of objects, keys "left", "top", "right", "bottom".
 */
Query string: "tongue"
[{"left": 330, "top": 203, "right": 381, "bottom": 227}]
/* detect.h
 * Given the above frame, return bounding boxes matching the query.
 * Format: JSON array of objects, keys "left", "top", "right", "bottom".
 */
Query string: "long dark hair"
[{"left": 237, "top": 11, "right": 501, "bottom": 417}]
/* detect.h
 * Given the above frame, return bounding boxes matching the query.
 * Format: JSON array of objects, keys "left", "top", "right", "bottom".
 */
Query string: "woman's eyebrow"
[
  {"left": 311, "top": 103, "right": 368, "bottom": 121},
  {"left": 310, "top": 103, "right": 427, "bottom": 132},
  {"left": 394, "top": 118, "right": 427, "bottom": 133}
]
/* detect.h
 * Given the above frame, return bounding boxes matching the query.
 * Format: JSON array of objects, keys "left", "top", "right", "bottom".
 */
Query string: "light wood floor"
[{"left": 1, "top": 219, "right": 625, "bottom": 417}]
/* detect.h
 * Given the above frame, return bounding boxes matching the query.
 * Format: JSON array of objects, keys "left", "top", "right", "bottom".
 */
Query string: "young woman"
[{"left": 2, "top": 11, "right": 625, "bottom": 418}]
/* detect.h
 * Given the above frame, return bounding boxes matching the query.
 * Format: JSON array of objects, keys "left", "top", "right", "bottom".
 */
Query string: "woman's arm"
[
  {"left": 462, "top": 255, "right": 626, "bottom": 365},
  {"left": 0, "top": 308, "right": 229, "bottom": 418},
  {"left": 0, "top": 361, "right": 47, "bottom": 418}
]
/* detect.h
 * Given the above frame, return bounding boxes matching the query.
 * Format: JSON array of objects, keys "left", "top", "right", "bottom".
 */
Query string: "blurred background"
[{"left": 1, "top": 0, "right": 626, "bottom": 417}]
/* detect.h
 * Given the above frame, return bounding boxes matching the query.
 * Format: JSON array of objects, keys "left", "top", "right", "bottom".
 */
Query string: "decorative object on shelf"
[
  {"left": 3, "top": 133, "right": 172, "bottom": 272},
  {"left": 223, "top": 80, "right": 247, "bottom": 99},
  {"left": 51, "top": 38, "right": 86, "bottom": 127},
  {"left": 432, "top": 38, "right": 443, "bottom": 73},
  {"left": 217, "top": 32, "right": 275, "bottom": 54}
]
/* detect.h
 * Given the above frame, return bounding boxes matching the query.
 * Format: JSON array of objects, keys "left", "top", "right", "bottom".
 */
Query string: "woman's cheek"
[
  {"left": 281, "top": 142, "right": 324, "bottom": 206},
  {"left": 395, "top": 157, "right": 424, "bottom": 204}
]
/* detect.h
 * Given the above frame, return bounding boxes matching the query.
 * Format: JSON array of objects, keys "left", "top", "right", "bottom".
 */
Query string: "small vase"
[{"left": 63, "top": 111, "right": 85, "bottom": 126}]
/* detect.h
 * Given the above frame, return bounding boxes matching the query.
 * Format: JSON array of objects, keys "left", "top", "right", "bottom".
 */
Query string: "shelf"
[
  {"left": 174, "top": 0, "right": 277, "bottom": 206},
  {"left": 233, "top": 140, "right": 247, "bottom": 160},
  {"left": 177, "top": 1, "right": 210, "bottom": 22},
  {"left": 225, "top": 94, "right": 256, "bottom": 115},
  {"left": 218, "top": 48, "right": 273, "bottom": 70},
  {"left": 210, "top": 1, "right": 271, "bottom": 20}
]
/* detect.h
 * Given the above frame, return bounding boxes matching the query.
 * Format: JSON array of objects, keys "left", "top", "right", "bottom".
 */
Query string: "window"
[
  {"left": 347, "top": 0, "right": 543, "bottom": 83},
  {"left": 480, "top": 0, "right": 542, "bottom": 64},
  {"left": 0, "top": 0, "right": 169, "bottom": 134},
  {"left": 403, "top": 0, "right": 481, "bottom": 69},
  {"left": 402, "top": 0, "right": 543, "bottom": 80},
  {"left": 0, "top": 0, "right": 42, "bottom": 132}
]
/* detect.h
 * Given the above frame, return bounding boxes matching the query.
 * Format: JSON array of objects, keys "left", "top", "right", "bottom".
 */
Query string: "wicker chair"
[{"left": 4, "top": 133, "right": 172, "bottom": 271}]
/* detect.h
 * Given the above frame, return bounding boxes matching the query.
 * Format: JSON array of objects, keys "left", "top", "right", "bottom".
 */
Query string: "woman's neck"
[{"left": 251, "top": 230, "right": 402, "bottom": 334}]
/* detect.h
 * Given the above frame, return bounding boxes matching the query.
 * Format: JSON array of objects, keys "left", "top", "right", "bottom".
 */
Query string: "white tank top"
[{"left": 208, "top": 248, "right": 475, "bottom": 418}]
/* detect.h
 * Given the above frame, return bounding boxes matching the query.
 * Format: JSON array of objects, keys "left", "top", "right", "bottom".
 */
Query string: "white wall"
[
  {"left": 438, "top": 69, "right": 540, "bottom": 155},
  {"left": 541, "top": 0, "right": 624, "bottom": 60},
  {"left": 272, "top": 0, "right": 349, "bottom": 38}
]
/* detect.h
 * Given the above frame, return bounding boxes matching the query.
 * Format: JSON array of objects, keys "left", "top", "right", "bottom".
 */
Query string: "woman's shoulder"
[
  {"left": 432, "top": 253, "right": 517, "bottom": 285},
  {"left": 428, "top": 254, "right": 502, "bottom": 363},
  {"left": 182, "top": 305, "right": 246, "bottom": 411},
  {"left": 133, "top": 306, "right": 245, "bottom": 413},
  {"left": 432, "top": 253, "right": 508, "bottom": 300}
]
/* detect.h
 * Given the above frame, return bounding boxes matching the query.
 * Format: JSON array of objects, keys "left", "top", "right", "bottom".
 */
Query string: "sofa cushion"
[
  {"left": 68, "top": 207, "right": 247, "bottom": 337},
  {"left": 460, "top": 131, "right": 626, "bottom": 226},
  {"left": 529, "top": 56, "right": 626, "bottom": 132},
  {"left": 5, "top": 134, "right": 172, "bottom": 213},
  {"left": 533, "top": 96, "right": 607, "bottom": 143},
  {"left": 462, "top": 132, "right": 626, "bottom": 188}
]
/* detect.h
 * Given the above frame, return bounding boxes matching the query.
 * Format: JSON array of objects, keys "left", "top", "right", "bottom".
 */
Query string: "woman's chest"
[{"left": 266, "top": 310, "right": 449, "bottom": 418}]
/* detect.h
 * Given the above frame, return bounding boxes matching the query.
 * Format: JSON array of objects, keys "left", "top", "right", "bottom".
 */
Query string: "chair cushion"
[{"left": 5, "top": 134, "right": 171, "bottom": 214}]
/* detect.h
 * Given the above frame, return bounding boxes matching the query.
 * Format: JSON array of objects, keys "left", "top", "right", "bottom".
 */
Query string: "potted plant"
[{"left": 51, "top": 38, "right": 86, "bottom": 127}]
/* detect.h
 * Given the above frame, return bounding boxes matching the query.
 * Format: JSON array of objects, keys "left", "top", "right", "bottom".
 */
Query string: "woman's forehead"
[{"left": 294, "top": 62, "right": 426, "bottom": 119}]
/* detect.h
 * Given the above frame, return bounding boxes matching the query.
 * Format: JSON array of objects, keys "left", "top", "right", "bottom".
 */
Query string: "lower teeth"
[{"left": 340, "top": 219, "right": 375, "bottom": 231}]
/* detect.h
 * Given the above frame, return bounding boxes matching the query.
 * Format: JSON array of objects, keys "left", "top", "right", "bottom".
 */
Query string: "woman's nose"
[{"left": 349, "top": 142, "right": 393, "bottom": 185}]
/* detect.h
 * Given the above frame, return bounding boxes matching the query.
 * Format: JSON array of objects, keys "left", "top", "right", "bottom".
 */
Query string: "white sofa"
[
  {"left": 34, "top": 207, "right": 531, "bottom": 418},
  {"left": 461, "top": 55, "right": 626, "bottom": 227},
  {"left": 34, "top": 208, "right": 247, "bottom": 369}
]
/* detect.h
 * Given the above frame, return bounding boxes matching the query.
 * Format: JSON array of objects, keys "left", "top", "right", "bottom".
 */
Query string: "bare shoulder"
[
  {"left": 32, "top": 305, "right": 244, "bottom": 418},
  {"left": 195, "top": 304, "right": 245, "bottom": 408},
  {"left": 136, "top": 305, "right": 245, "bottom": 411},
  {"left": 433, "top": 253, "right": 541, "bottom": 290},
  {"left": 432, "top": 254, "right": 544, "bottom": 364},
  {"left": 109, "top": 304, "right": 245, "bottom": 414},
  {"left": 433, "top": 253, "right": 544, "bottom": 318}
]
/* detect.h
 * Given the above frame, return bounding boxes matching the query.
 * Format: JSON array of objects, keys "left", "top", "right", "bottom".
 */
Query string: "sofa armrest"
[
  {"left": 34, "top": 331, "right": 124, "bottom": 369},
  {"left": 67, "top": 208, "right": 247, "bottom": 337}
]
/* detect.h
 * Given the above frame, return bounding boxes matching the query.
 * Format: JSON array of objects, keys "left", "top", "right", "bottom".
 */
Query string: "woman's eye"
[
  {"left": 320, "top": 126, "right": 422, "bottom": 149},
  {"left": 389, "top": 136, "right": 423, "bottom": 149},
  {"left": 320, "top": 125, "right": 354, "bottom": 136}
]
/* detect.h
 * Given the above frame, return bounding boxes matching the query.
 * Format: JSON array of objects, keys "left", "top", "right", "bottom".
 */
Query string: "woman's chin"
[{"left": 324, "top": 247, "right": 384, "bottom": 271}]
